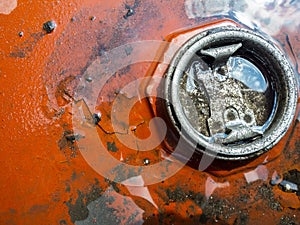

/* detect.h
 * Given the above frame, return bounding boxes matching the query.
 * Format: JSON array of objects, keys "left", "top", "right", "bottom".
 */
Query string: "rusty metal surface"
[{"left": 0, "top": 0, "right": 300, "bottom": 225}]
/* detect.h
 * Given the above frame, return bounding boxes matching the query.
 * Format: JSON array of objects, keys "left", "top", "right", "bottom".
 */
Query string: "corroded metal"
[{"left": 165, "top": 26, "right": 298, "bottom": 160}]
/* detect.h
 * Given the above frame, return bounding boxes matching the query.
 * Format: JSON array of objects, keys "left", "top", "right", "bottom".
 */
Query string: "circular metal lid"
[{"left": 164, "top": 26, "right": 298, "bottom": 160}]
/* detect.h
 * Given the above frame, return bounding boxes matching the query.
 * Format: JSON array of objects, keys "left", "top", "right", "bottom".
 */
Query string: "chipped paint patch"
[
  {"left": 0, "top": 0, "right": 17, "bottom": 15},
  {"left": 75, "top": 187, "right": 144, "bottom": 225},
  {"left": 244, "top": 165, "right": 269, "bottom": 183},
  {"left": 205, "top": 177, "right": 230, "bottom": 199}
]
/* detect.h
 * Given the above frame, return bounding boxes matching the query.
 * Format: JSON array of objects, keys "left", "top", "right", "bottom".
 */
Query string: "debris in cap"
[
  {"left": 18, "top": 31, "right": 24, "bottom": 37},
  {"left": 90, "top": 16, "right": 96, "bottom": 21},
  {"left": 43, "top": 20, "right": 57, "bottom": 33}
]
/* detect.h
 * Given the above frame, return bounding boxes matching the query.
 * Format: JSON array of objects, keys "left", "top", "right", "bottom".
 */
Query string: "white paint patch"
[
  {"left": 122, "top": 175, "right": 158, "bottom": 209},
  {"left": 205, "top": 176, "right": 230, "bottom": 199},
  {"left": 0, "top": 0, "right": 17, "bottom": 15},
  {"left": 244, "top": 165, "right": 269, "bottom": 183},
  {"left": 126, "top": 186, "right": 158, "bottom": 209}
]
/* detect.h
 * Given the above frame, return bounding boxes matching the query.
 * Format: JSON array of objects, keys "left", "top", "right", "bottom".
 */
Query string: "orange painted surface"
[{"left": 0, "top": 0, "right": 299, "bottom": 225}]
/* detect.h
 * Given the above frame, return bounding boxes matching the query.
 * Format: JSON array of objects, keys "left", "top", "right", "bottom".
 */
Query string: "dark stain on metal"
[
  {"left": 200, "top": 198, "right": 235, "bottom": 223},
  {"left": 65, "top": 182, "right": 71, "bottom": 193},
  {"left": 71, "top": 172, "right": 79, "bottom": 181},
  {"left": 107, "top": 141, "right": 118, "bottom": 152},
  {"left": 28, "top": 204, "right": 49, "bottom": 214},
  {"left": 43, "top": 20, "right": 57, "bottom": 33},
  {"left": 256, "top": 184, "right": 282, "bottom": 211},
  {"left": 58, "top": 129, "right": 83, "bottom": 158},
  {"left": 125, "top": 45, "right": 133, "bottom": 56},
  {"left": 119, "top": 65, "right": 131, "bottom": 76},
  {"left": 66, "top": 191, "right": 89, "bottom": 223},
  {"left": 279, "top": 215, "right": 297, "bottom": 225},
  {"left": 233, "top": 211, "right": 249, "bottom": 225},
  {"left": 66, "top": 180, "right": 103, "bottom": 223},
  {"left": 9, "top": 32, "right": 44, "bottom": 58},
  {"left": 85, "top": 179, "right": 103, "bottom": 204},
  {"left": 65, "top": 133, "right": 84, "bottom": 143},
  {"left": 9, "top": 51, "right": 26, "bottom": 58},
  {"left": 104, "top": 178, "right": 120, "bottom": 193},
  {"left": 73, "top": 190, "right": 127, "bottom": 225},
  {"left": 59, "top": 220, "right": 67, "bottom": 225},
  {"left": 166, "top": 187, "right": 193, "bottom": 203}
]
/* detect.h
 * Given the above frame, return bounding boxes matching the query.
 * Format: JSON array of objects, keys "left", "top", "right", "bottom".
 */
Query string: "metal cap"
[{"left": 164, "top": 26, "right": 298, "bottom": 160}]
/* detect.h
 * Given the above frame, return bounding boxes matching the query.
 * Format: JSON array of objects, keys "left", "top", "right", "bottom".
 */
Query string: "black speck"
[
  {"left": 90, "top": 16, "right": 96, "bottom": 21},
  {"left": 123, "top": 4, "right": 135, "bottom": 19},
  {"left": 92, "top": 113, "right": 101, "bottom": 125},
  {"left": 43, "top": 20, "right": 57, "bottom": 33},
  {"left": 65, "top": 133, "right": 84, "bottom": 143},
  {"left": 85, "top": 76, "right": 93, "bottom": 82},
  {"left": 18, "top": 32, "right": 24, "bottom": 37},
  {"left": 66, "top": 180, "right": 103, "bottom": 223},
  {"left": 143, "top": 158, "right": 150, "bottom": 165}
]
